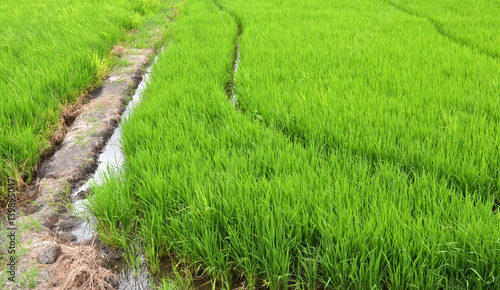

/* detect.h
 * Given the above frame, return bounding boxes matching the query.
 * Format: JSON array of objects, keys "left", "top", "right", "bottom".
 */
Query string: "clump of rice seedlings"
[
  {"left": 0, "top": 0, "right": 166, "bottom": 202},
  {"left": 385, "top": 0, "right": 500, "bottom": 58},
  {"left": 89, "top": 0, "right": 500, "bottom": 288},
  {"left": 220, "top": 0, "right": 500, "bottom": 201}
]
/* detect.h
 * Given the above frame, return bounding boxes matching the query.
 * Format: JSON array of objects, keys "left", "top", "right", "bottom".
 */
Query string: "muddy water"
[
  {"left": 107, "top": 258, "right": 215, "bottom": 290},
  {"left": 108, "top": 257, "right": 246, "bottom": 289},
  {"left": 69, "top": 27, "right": 243, "bottom": 287},
  {"left": 68, "top": 68, "right": 151, "bottom": 245},
  {"left": 230, "top": 41, "right": 241, "bottom": 107}
]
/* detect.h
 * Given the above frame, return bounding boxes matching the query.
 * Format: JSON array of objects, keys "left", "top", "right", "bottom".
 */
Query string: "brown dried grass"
[
  {"left": 111, "top": 45, "right": 126, "bottom": 57},
  {"left": 43, "top": 241, "right": 119, "bottom": 290}
]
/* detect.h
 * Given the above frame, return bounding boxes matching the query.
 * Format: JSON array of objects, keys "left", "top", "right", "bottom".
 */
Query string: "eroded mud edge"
[{"left": 0, "top": 43, "right": 159, "bottom": 289}]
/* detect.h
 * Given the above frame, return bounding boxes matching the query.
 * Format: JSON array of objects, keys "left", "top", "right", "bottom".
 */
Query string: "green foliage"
[
  {"left": 221, "top": 0, "right": 500, "bottom": 200},
  {"left": 89, "top": 0, "right": 500, "bottom": 288},
  {"left": 0, "top": 0, "right": 164, "bottom": 201},
  {"left": 132, "top": 0, "right": 161, "bottom": 15},
  {"left": 385, "top": 0, "right": 500, "bottom": 58}
]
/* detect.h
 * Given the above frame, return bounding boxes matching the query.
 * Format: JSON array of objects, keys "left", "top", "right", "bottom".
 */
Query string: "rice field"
[
  {"left": 0, "top": 0, "right": 163, "bottom": 201},
  {"left": 87, "top": 0, "right": 500, "bottom": 289},
  {"left": 227, "top": 0, "right": 499, "bottom": 199}
]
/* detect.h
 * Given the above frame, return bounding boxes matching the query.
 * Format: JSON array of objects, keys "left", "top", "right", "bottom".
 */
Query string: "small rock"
[
  {"left": 77, "top": 188, "right": 90, "bottom": 199},
  {"left": 57, "top": 217, "right": 79, "bottom": 230},
  {"left": 102, "top": 247, "right": 121, "bottom": 260},
  {"left": 37, "top": 246, "right": 62, "bottom": 264},
  {"left": 42, "top": 213, "right": 59, "bottom": 229},
  {"left": 57, "top": 232, "right": 77, "bottom": 242}
]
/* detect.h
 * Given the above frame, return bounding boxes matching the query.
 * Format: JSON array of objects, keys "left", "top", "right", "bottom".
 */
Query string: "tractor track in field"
[
  {"left": 213, "top": 0, "right": 243, "bottom": 107},
  {"left": 381, "top": 0, "right": 499, "bottom": 60},
  {"left": 211, "top": 0, "right": 448, "bottom": 196},
  {"left": 212, "top": 0, "right": 499, "bottom": 206}
]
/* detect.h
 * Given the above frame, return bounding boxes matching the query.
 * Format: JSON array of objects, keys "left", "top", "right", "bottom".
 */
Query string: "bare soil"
[{"left": 1, "top": 41, "right": 157, "bottom": 290}]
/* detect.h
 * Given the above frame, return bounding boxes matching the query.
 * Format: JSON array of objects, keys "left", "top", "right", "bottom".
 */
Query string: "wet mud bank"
[
  {"left": 35, "top": 46, "right": 155, "bottom": 243},
  {"left": 0, "top": 45, "right": 156, "bottom": 289}
]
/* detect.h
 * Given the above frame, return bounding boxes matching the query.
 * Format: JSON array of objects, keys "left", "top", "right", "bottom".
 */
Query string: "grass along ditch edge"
[
  {"left": 0, "top": 0, "right": 171, "bottom": 206},
  {"left": 213, "top": 0, "right": 244, "bottom": 108},
  {"left": 0, "top": 5, "right": 178, "bottom": 287}
]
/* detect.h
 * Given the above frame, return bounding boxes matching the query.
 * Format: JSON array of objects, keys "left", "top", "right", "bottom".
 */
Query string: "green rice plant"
[
  {"left": 157, "top": 261, "right": 196, "bottom": 290},
  {"left": 86, "top": 168, "right": 137, "bottom": 248},
  {"left": 384, "top": 0, "right": 500, "bottom": 58},
  {"left": 118, "top": 236, "right": 142, "bottom": 278},
  {"left": 220, "top": 0, "right": 500, "bottom": 201},
  {"left": 89, "top": 0, "right": 500, "bottom": 288},
  {"left": 0, "top": 0, "right": 166, "bottom": 203},
  {"left": 141, "top": 213, "right": 163, "bottom": 275}
]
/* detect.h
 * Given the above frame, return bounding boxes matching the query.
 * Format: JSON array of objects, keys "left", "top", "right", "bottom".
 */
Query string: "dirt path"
[{"left": 0, "top": 29, "right": 163, "bottom": 290}]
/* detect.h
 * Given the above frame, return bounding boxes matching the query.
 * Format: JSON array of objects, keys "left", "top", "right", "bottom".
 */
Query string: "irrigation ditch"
[
  {"left": 214, "top": 0, "right": 244, "bottom": 107},
  {"left": 0, "top": 45, "right": 157, "bottom": 289},
  {"left": 0, "top": 25, "right": 167, "bottom": 289},
  {"left": 1, "top": 1, "right": 246, "bottom": 289}
]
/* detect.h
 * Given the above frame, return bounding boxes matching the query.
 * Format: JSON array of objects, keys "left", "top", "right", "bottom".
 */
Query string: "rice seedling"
[
  {"left": 118, "top": 237, "right": 143, "bottom": 278},
  {"left": 0, "top": 0, "right": 165, "bottom": 202},
  {"left": 385, "top": 0, "right": 500, "bottom": 58},
  {"left": 221, "top": 0, "right": 500, "bottom": 201},
  {"left": 88, "top": 0, "right": 500, "bottom": 288}
]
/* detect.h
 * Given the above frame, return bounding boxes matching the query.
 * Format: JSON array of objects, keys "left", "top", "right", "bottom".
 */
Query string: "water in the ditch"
[
  {"left": 67, "top": 53, "right": 161, "bottom": 288},
  {"left": 69, "top": 34, "right": 243, "bottom": 288},
  {"left": 65, "top": 47, "right": 219, "bottom": 289},
  {"left": 69, "top": 62, "right": 151, "bottom": 245},
  {"left": 107, "top": 257, "right": 216, "bottom": 290},
  {"left": 230, "top": 41, "right": 240, "bottom": 107}
]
